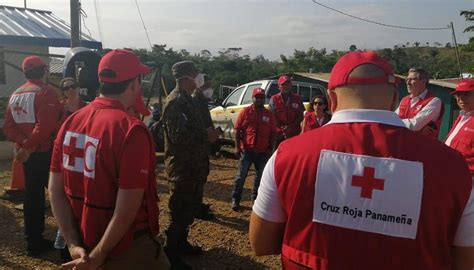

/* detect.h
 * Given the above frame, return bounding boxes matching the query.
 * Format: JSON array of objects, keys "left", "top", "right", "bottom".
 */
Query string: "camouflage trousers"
[{"left": 165, "top": 173, "right": 208, "bottom": 252}]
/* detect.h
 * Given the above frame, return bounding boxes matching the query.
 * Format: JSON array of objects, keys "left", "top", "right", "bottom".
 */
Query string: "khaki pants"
[{"left": 104, "top": 235, "right": 170, "bottom": 270}]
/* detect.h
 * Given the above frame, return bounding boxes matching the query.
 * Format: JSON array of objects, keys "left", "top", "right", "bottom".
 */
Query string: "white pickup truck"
[{"left": 210, "top": 78, "right": 327, "bottom": 149}]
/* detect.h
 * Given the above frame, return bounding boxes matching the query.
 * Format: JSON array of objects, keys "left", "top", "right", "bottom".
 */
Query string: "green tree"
[{"left": 460, "top": 10, "right": 474, "bottom": 32}]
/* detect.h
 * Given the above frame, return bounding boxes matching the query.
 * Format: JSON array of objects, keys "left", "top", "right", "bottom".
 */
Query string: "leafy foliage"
[{"left": 126, "top": 43, "right": 474, "bottom": 99}]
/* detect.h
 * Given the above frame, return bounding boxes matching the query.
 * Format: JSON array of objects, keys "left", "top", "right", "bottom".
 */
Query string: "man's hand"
[
  {"left": 61, "top": 247, "right": 105, "bottom": 270},
  {"left": 14, "top": 147, "right": 30, "bottom": 163},
  {"left": 61, "top": 246, "right": 91, "bottom": 269},
  {"left": 68, "top": 245, "right": 88, "bottom": 260},
  {"left": 235, "top": 147, "right": 241, "bottom": 159},
  {"left": 87, "top": 250, "right": 106, "bottom": 270},
  {"left": 207, "top": 127, "right": 220, "bottom": 143}
]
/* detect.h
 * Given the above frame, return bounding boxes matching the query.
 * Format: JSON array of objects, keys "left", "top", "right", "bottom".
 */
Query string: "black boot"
[
  {"left": 27, "top": 238, "right": 54, "bottom": 257},
  {"left": 195, "top": 203, "right": 215, "bottom": 220},
  {"left": 164, "top": 247, "right": 193, "bottom": 270},
  {"left": 177, "top": 230, "right": 202, "bottom": 256},
  {"left": 177, "top": 240, "right": 203, "bottom": 256}
]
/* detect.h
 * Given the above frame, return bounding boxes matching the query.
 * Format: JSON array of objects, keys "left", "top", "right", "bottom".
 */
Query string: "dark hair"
[
  {"left": 60, "top": 77, "right": 78, "bottom": 89},
  {"left": 99, "top": 78, "right": 134, "bottom": 95},
  {"left": 408, "top": 67, "right": 429, "bottom": 87},
  {"left": 24, "top": 66, "right": 46, "bottom": 80},
  {"left": 309, "top": 95, "right": 329, "bottom": 112}
]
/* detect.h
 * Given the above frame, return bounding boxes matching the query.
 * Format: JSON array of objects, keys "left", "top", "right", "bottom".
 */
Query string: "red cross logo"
[
  {"left": 351, "top": 166, "right": 385, "bottom": 199},
  {"left": 63, "top": 136, "right": 84, "bottom": 167},
  {"left": 13, "top": 103, "right": 27, "bottom": 115}
]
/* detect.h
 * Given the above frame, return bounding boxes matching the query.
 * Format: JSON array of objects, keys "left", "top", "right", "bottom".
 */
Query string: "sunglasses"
[{"left": 62, "top": 84, "right": 77, "bottom": 91}]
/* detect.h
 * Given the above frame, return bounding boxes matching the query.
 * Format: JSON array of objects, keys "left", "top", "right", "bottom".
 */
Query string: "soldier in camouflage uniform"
[
  {"left": 162, "top": 61, "right": 208, "bottom": 269},
  {"left": 191, "top": 75, "right": 220, "bottom": 220}
]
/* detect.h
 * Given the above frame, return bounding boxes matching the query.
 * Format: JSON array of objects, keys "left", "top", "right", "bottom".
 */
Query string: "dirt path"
[{"left": 0, "top": 156, "right": 281, "bottom": 269}]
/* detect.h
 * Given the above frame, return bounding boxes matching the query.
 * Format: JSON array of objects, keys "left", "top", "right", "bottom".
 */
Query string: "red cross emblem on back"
[
  {"left": 63, "top": 136, "right": 84, "bottom": 167},
  {"left": 351, "top": 166, "right": 385, "bottom": 199},
  {"left": 13, "top": 102, "right": 27, "bottom": 115}
]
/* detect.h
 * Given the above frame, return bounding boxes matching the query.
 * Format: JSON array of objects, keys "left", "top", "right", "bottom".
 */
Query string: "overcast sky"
[{"left": 2, "top": 0, "right": 473, "bottom": 59}]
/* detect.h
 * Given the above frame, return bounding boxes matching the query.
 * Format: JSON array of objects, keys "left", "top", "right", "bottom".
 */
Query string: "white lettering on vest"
[
  {"left": 10, "top": 93, "right": 36, "bottom": 124},
  {"left": 313, "top": 150, "right": 423, "bottom": 239}
]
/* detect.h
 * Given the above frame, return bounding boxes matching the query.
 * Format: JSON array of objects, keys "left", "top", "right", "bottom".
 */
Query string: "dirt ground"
[{"left": 0, "top": 154, "right": 281, "bottom": 270}]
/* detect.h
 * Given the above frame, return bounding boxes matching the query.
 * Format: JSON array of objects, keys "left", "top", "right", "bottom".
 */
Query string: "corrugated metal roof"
[{"left": 0, "top": 5, "right": 102, "bottom": 49}]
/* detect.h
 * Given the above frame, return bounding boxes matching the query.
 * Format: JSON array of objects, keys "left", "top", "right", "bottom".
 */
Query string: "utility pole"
[
  {"left": 24, "top": 0, "right": 27, "bottom": 8},
  {"left": 70, "top": 0, "right": 81, "bottom": 48},
  {"left": 450, "top": 22, "right": 463, "bottom": 77}
]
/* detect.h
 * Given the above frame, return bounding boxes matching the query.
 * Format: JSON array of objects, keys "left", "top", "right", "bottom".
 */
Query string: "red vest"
[
  {"left": 235, "top": 105, "right": 275, "bottom": 153},
  {"left": 398, "top": 93, "right": 443, "bottom": 139},
  {"left": 3, "top": 80, "right": 62, "bottom": 152},
  {"left": 302, "top": 112, "right": 331, "bottom": 133},
  {"left": 271, "top": 93, "right": 303, "bottom": 138},
  {"left": 274, "top": 123, "right": 471, "bottom": 270},
  {"left": 53, "top": 98, "right": 159, "bottom": 258},
  {"left": 446, "top": 115, "right": 474, "bottom": 174}
]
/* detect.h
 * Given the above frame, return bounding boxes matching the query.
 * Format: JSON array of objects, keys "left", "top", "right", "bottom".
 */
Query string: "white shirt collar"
[
  {"left": 327, "top": 109, "right": 406, "bottom": 128},
  {"left": 460, "top": 110, "right": 474, "bottom": 117},
  {"left": 411, "top": 89, "right": 428, "bottom": 101}
]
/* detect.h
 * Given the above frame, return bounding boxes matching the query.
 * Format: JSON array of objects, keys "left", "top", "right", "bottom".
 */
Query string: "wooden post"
[{"left": 70, "top": 0, "right": 81, "bottom": 48}]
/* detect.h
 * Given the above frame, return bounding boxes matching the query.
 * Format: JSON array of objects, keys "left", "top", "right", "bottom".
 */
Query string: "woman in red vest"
[{"left": 301, "top": 95, "right": 331, "bottom": 133}]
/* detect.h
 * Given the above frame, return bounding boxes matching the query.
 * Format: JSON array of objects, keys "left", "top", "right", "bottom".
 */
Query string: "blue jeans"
[{"left": 231, "top": 150, "right": 268, "bottom": 204}]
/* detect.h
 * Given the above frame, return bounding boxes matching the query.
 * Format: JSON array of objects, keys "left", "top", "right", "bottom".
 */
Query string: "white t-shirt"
[{"left": 253, "top": 109, "right": 474, "bottom": 246}]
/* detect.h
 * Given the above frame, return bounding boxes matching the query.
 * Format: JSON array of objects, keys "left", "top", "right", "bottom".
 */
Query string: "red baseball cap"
[
  {"left": 134, "top": 95, "right": 151, "bottom": 116},
  {"left": 98, "top": 49, "right": 150, "bottom": 83},
  {"left": 278, "top": 75, "right": 291, "bottom": 85},
  {"left": 22, "top": 56, "right": 47, "bottom": 72},
  {"left": 328, "top": 51, "right": 398, "bottom": 90},
  {"left": 451, "top": 79, "right": 474, "bottom": 94},
  {"left": 252, "top": 88, "right": 265, "bottom": 97}
]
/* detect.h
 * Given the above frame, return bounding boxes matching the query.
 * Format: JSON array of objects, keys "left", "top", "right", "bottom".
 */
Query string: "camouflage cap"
[{"left": 172, "top": 61, "right": 198, "bottom": 79}]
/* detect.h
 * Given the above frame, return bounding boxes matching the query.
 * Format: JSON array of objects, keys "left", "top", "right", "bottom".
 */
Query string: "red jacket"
[
  {"left": 302, "top": 112, "right": 331, "bottom": 133},
  {"left": 50, "top": 97, "right": 159, "bottom": 258},
  {"left": 3, "top": 80, "right": 62, "bottom": 152},
  {"left": 446, "top": 114, "right": 474, "bottom": 174},
  {"left": 270, "top": 93, "right": 303, "bottom": 138},
  {"left": 274, "top": 122, "right": 471, "bottom": 270},
  {"left": 398, "top": 93, "right": 443, "bottom": 139},
  {"left": 235, "top": 105, "right": 276, "bottom": 153}
]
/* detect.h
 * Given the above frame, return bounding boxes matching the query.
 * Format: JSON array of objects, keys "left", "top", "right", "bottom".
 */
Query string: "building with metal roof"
[
  {"left": 0, "top": 5, "right": 102, "bottom": 96},
  {"left": 0, "top": 5, "right": 101, "bottom": 49}
]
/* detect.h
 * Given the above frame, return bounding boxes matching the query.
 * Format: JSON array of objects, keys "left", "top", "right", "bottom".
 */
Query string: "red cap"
[
  {"left": 22, "top": 56, "right": 47, "bottom": 72},
  {"left": 278, "top": 75, "right": 291, "bottom": 85},
  {"left": 98, "top": 49, "right": 150, "bottom": 83},
  {"left": 134, "top": 94, "right": 151, "bottom": 116},
  {"left": 328, "top": 51, "right": 398, "bottom": 90},
  {"left": 452, "top": 79, "right": 474, "bottom": 94},
  {"left": 252, "top": 87, "right": 265, "bottom": 97}
]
